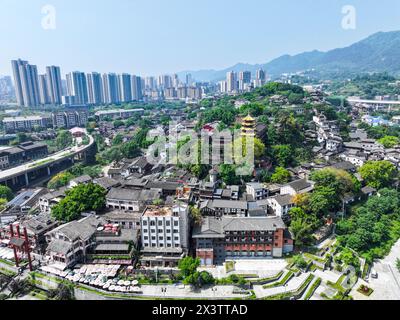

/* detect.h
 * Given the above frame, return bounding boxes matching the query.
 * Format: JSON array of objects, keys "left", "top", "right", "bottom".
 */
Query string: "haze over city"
[{"left": 1, "top": 0, "right": 400, "bottom": 76}]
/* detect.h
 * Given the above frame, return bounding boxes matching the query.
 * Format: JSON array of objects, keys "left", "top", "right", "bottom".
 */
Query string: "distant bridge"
[
  {"left": 348, "top": 98, "right": 400, "bottom": 110},
  {"left": 0, "top": 134, "right": 96, "bottom": 191}
]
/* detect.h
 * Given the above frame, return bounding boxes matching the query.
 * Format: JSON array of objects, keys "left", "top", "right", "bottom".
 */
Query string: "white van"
[{"left": 371, "top": 269, "right": 378, "bottom": 279}]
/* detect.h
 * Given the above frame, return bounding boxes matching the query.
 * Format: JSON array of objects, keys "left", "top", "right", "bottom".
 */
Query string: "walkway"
[{"left": 253, "top": 272, "right": 309, "bottom": 298}]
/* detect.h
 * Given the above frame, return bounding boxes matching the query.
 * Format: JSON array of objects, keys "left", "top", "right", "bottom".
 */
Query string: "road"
[
  {"left": 0, "top": 132, "right": 94, "bottom": 181},
  {"left": 351, "top": 239, "right": 400, "bottom": 300}
]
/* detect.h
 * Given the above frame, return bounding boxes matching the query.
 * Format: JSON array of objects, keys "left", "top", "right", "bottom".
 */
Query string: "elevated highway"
[{"left": 0, "top": 133, "right": 95, "bottom": 191}]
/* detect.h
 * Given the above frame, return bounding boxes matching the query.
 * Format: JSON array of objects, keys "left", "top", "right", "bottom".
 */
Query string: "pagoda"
[{"left": 241, "top": 114, "right": 256, "bottom": 137}]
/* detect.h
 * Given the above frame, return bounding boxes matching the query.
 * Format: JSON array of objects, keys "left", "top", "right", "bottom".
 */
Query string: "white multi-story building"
[
  {"left": 141, "top": 204, "right": 189, "bottom": 250},
  {"left": 140, "top": 204, "right": 189, "bottom": 267},
  {"left": 2, "top": 115, "right": 52, "bottom": 133}
]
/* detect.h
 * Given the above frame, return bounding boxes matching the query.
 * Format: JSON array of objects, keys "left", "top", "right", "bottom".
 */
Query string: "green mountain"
[{"left": 178, "top": 31, "right": 400, "bottom": 81}]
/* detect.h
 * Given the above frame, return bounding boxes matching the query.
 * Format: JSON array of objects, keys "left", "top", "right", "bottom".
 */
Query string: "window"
[
  {"left": 142, "top": 221, "right": 148, "bottom": 226},
  {"left": 158, "top": 229, "right": 163, "bottom": 233},
  {"left": 174, "top": 221, "right": 179, "bottom": 227},
  {"left": 144, "top": 236, "right": 148, "bottom": 240},
  {"left": 158, "top": 221, "right": 163, "bottom": 226},
  {"left": 150, "top": 221, "right": 155, "bottom": 226},
  {"left": 159, "top": 237, "right": 164, "bottom": 241},
  {"left": 166, "top": 221, "right": 171, "bottom": 226}
]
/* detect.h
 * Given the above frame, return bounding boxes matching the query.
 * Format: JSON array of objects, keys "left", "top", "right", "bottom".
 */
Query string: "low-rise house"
[
  {"left": 106, "top": 188, "right": 161, "bottom": 212},
  {"left": 45, "top": 216, "right": 102, "bottom": 269},
  {"left": 246, "top": 182, "right": 267, "bottom": 200},
  {"left": 329, "top": 161, "right": 357, "bottom": 173},
  {"left": 93, "top": 225, "right": 138, "bottom": 257},
  {"left": 200, "top": 199, "right": 248, "bottom": 217},
  {"left": 21, "top": 214, "right": 58, "bottom": 254},
  {"left": 193, "top": 216, "right": 293, "bottom": 266},
  {"left": 93, "top": 177, "right": 120, "bottom": 191},
  {"left": 339, "top": 151, "right": 367, "bottom": 167},
  {"left": 128, "top": 156, "right": 153, "bottom": 175},
  {"left": 102, "top": 210, "right": 142, "bottom": 230},
  {"left": 68, "top": 175, "right": 92, "bottom": 188},
  {"left": 280, "top": 179, "right": 314, "bottom": 196},
  {"left": 360, "top": 186, "right": 377, "bottom": 198},
  {"left": 39, "top": 188, "right": 67, "bottom": 214},
  {"left": 267, "top": 194, "right": 295, "bottom": 218}
]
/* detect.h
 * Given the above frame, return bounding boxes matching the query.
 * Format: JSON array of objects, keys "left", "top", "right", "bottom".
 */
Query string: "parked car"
[{"left": 371, "top": 269, "right": 378, "bottom": 279}]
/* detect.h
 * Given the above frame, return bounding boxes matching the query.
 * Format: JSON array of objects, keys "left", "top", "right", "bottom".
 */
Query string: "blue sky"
[{"left": 1, "top": 0, "right": 400, "bottom": 76}]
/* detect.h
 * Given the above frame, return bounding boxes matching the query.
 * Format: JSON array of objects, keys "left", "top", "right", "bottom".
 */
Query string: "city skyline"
[
  {"left": 1, "top": 0, "right": 400, "bottom": 76},
  {"left": 8, "top": 57, "right": 265, "bottom": 107}
]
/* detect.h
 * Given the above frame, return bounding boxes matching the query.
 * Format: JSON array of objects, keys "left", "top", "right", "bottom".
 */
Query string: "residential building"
[
  {"left": 45, "top": 216, "right": 101, "bottom": 269},
  {"left": 193, "top": 216, "right": 293, "bottom": 266},
  {"left": 2, "top": 115, "right": 52, "bottom": 133},
  {"left": 87, "top": 72, "right": 103, "bottom": 105},
  {"left": 106, "top": 188, "right": 161, "bottom": 212},
  {"left": 140, "top": 204, "right": 189, "bottom": 267},
  {"left": 66, "top": 71, "right": 88, "bottom": 105},
  {"left": 246, "top": 182, "right": 267, "bottom": 200},
  {"left": 267, "top": 194, "right": 295, "bottom": 218},
  {"left": 46, "top": 66, "right": 63, "bottom": 105},
  {"left": 119, "top": 73, "right": 132, "bottom": 102},
  {"left": 280, "top": 179, "right": 314, "bottom": 196},
  {"left": 52, "top": 110, "right": 88, "bottom": 128},
  {"left": 95, "top": 108, "right": 144, "bottom": 121},
  {"left": 200, "top": 199, "right": 248, "bottom": 217},
  {"left": 11, "top": 59, "right": 40, "bottom": 107}
]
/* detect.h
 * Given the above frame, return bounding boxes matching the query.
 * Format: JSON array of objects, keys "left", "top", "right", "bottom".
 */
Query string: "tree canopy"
[
  {"left": 51, "top": 183, "right": 107, "bottom": 222},
  {"left": 358, "top": 160, "right": 397, "bottom": 189}
]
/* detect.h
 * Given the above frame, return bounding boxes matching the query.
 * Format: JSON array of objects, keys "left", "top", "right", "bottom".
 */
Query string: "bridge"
[
  {"left": 348, "top": 98, "right": 400, "bottom": 111},
  {"left": 0, "top": 133, "right": 96, "bottom": 191}
]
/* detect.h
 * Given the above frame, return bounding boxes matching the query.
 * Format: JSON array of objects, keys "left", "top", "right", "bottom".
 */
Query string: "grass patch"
[
  {"left": 263, "top": 271, "right": 294, "bottom": 289},
  {"left": 0, "top": 258, "right": 14, "bottom": 266},
  {"left": 250, "top": 271, "right": 283, "bottom": 285},
  {"left": 264, "top": 274, "right": 315, "bottom": 300},
  {"left": 225, "top": 261, "right": 235, "bottom": 273},
  {"left": 357, "top": 285, "right": 374, "bottom": 297},
  {"left": 304, "top": 277, "right": 321, "bottom": 300},
  {"left": 0, "top": 267, "right": 16, "bottom": 277}
]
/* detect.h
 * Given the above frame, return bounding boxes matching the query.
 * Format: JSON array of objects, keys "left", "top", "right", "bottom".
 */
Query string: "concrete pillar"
[
  {"left": 47, "top": 167, "right": 51, "bottom": 176},
  {"left": 24, "top": 173, "right": 29, "bottom": 186}
]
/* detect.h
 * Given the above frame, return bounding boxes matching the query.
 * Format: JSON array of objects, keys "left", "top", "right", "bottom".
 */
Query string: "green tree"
[
  {"left": 0, "top": 198, "right": 7, "bottom": 211},
  {"left": 47, "top": 283, "right": 75, "bottom": 300},
  {"left": 51, "top": 183, "right": 107, "bottom": 222},
  {"left": 293, "top": 254, "right": 308, "bottom": 269},
  {"left": 189, "top": 206, "right": 203, "bottom": 226},
  {"left": 56, "top": 130, "right": 73, "bottom": 150},
  {"left": 271, "top": 145, "right": 293, "bottom": 167},
  {"left": 178, "top": 256, "right": 200, "bottom": 278},
  {"left": 112, "top": 134, "right": 124, "bottom": 146},
  {"left": 378, "top": 136, "right": 399, "bottom": 148},
  {"left": 358, "top": 160, "right": 397, "bottom": 189},
  {"left": 271, "top": 167, "right": 291, "bottom": 184},
  {"left": 219, "top": 164, "right": 241, "bottom": 185},
  {"left": 289, "top": 207, "right": 317, "bottom": 246},
  {"left": 308, "top": 186, "right": 339, "bottom": 216},
  {"left": 0, "top": 186, "right": 14, "bottom": 201},
  {"left": 47, "top": 172, "right": 74, "bottom": 190},
  {"left": 113, "top": 119, "right": 125, "bottom": 128}
]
